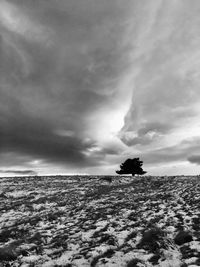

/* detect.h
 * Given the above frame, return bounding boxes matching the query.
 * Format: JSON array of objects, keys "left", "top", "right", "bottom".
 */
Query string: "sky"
[{"left": 1, "top": 0, "right": 200, "bottom": 176}]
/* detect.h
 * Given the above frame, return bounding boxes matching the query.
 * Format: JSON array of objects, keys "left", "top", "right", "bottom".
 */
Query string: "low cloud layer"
[
  {"left": 0, "top": 169, "right": 37, "bottom": 176},
  {"left": 0, "top": 0, "right": 200, "bottom": 175}
]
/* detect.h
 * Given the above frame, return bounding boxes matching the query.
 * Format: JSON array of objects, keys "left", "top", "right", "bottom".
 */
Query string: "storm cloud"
[
  {"left": 1, "top": 0, "right": 200, "bottom": 175},
  {"left": 0, "top": 0, "right": 134, "bottom": 173}
]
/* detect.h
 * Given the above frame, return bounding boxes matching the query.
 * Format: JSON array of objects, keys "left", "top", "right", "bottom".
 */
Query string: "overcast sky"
[{"left": 1, "top": 0, "right": 200, "bottom": 176}]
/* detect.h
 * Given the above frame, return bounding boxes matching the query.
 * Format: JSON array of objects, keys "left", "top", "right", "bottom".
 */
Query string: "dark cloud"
[
  {"left": 0, "top": 0, "right": 133, "bottom": 170},
  {"left": 188, "top": 155, "right": 200, "bottom": 165},
  {"left": 0, "top": 108, "right": 98, "bottom": 167}
]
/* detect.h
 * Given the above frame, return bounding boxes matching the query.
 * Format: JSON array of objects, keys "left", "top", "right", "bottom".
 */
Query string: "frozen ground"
[{"left": 0, "top": 175, "right": 200, "bottom": 267}]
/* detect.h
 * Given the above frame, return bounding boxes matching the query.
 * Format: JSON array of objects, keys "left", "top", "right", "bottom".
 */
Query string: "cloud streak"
[{"left": 0, "top": 169, "right": 37, "bottom": 176}]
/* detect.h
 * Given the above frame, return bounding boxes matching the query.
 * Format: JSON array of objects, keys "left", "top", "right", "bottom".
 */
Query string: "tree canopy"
[{"left": 116, "top": 158, "right": 146, "bottom": 176}]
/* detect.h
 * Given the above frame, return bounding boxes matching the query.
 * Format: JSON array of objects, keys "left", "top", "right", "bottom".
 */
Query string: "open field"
[{"left": 0, "top": 175, "right": 200, "bottom": 267}]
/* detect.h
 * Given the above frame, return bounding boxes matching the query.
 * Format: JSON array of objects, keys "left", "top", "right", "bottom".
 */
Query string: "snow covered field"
[{"left": 0, "top": 175, "right": 200, "bottom": 267}]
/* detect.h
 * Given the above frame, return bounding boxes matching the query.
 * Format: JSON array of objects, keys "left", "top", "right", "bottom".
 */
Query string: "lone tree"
[{"left": 116, "top": 158, "right": 146, "bottom": 176}]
